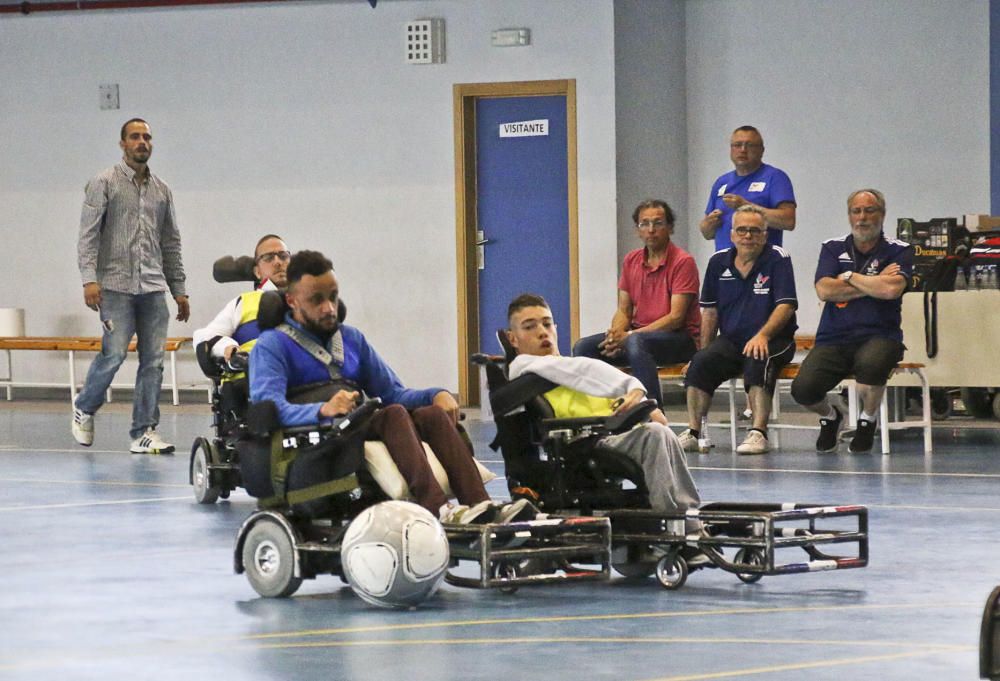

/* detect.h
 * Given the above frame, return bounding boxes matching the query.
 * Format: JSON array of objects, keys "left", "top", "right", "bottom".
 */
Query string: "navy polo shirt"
[
  {"left": 700, "top": 245, "right": 798, "bottom": 346},
  {"left": 814, "top": 233, "right": 914, "bottom": 345}
]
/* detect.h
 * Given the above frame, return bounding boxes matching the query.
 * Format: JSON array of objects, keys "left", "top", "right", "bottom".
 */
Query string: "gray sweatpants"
[{"left": 599, "top": 422, "right": 701, "bottom": 512}]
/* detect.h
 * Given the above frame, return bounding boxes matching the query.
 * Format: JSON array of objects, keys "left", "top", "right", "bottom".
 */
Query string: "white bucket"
[{"left": 0, "top": 308, "right": 25, "bottom": 336}]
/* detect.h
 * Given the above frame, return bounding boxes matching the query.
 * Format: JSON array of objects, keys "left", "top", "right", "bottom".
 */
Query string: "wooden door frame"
[{"left": 453, "top": 79, "right": 579, "bottom": 406}]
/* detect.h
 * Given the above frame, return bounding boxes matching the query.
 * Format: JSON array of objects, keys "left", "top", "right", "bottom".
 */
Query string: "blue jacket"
[{"left": 249, "top": 314, "right": 443, "bottom": 427}]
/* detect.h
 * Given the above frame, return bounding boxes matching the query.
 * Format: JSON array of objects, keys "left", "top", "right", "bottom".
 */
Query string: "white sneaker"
[
  {"left": 495, "top": 498, "right": 538, "bottom": 523},
  {"left": 677, "top": 429, "right": 699, "bottom": 452},
  {"left": 439, "top": 499, "right": 494, "bottom": 524},
  {"left": 736, "top": 429, "right": 770, "bottom": 455},
  {"left": 72, "top": 408, "right": 94, "bottom": 447},
  {"left": 130, "top": 428, "right": 175, "bottom": 455}
]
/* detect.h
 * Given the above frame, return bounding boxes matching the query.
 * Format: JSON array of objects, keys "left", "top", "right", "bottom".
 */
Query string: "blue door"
[{"left": 475, "top": 95, "right": 571, "bottom": 356}]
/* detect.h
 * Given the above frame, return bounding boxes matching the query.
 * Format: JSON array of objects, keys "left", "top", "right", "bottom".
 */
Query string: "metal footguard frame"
[
  {"left": 444, "top": 515, "right": 612, "bottom": 590},
  {"left": 605, "top": 502, "right": 868, "bottom": 579}
]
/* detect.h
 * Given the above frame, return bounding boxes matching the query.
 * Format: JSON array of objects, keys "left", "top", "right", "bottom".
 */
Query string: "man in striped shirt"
[{"left": 72, "top": 118, "right": 190, "bottom": 454}]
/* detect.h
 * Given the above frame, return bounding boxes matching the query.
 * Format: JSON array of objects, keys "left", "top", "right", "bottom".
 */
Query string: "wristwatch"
[{"left": 841, "top": 270, "right": 854, "bottom": 282}]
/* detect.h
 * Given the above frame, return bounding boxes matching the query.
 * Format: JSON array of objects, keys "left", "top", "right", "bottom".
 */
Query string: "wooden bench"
[
  {"left": 655, "top": 335, "right": 931, "bottom": 455},
  {"left": 0, "top": 336, "right": 192, "bottom": 406}
]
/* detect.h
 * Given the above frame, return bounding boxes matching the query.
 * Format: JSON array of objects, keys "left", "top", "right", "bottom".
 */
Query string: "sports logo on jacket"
[{"left": 753, "top": 273, "right": 771, "bottom": 295}]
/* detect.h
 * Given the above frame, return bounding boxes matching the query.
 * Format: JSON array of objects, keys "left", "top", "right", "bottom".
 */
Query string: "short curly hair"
[{"left": 287, "top": 250, "right": 333, "bottom": 286}]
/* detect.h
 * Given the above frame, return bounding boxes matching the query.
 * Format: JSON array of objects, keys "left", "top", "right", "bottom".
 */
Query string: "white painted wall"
[
  {"left": 614, "top": 0, "right": 689, "bottom": 264},
  {"left": 685, "top": 0, "right": 990, "bottom": 334},
  {"left": 0, "top": 0, "right": 991, "bottom": 396},
  {"left": 0, "top": 0, "right": 619, "bottom": 391}
]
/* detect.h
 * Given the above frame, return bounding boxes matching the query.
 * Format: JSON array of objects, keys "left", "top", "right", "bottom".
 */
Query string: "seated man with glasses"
[
  {"left": 679, "top": 205, "right": 798, "bottom": 455},
  {"left": 193, "top": 234, "right": 291, "bottom": 363},
  {"left": 700, "top": 125, "right": 796, "bottom": 250},
  {"left": 791, "top": 189, "right": 912, "bottom": 454},
  {"left": 572, "top": 199, "right": 700, "bottom": 406}
]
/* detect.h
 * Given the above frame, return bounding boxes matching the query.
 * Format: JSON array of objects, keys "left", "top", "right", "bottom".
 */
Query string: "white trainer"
[
  {"left": 130, "top": 428, "right": 175, "bottom": 455},
  {"left": 736, "top": 429, "right": 770, "bottom": 455},
  {"left": 72, "top": 408, "right": 94, "bottom": 447},
  {"left": 677, "top": 429, "right": 699, "bottom": 452},
  {"left": 439, "top": 499, "right": 494, "bottom": 524}
]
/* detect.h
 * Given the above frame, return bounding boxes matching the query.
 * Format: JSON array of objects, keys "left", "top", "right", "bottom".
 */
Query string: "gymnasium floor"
[{"left": 1, "top": 398, "right": 998, "bottom": 681}]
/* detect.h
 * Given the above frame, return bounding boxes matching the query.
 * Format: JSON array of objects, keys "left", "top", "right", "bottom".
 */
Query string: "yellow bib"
[
  {"left": 236, "top": 290, "right": 264, "bottom": 353},
  {"left": 543, "top": 385, "right": 615, "bottom": 418}
]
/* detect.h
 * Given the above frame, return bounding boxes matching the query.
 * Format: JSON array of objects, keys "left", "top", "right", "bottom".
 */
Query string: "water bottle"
[
  {"left": 898, "top": 218, "right": 913, "bottom": 243},
  {"left": 697, "top": 416, "right": 712, "bottom": 453}
]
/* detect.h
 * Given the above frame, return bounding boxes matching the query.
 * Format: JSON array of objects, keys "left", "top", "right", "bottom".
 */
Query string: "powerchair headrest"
[
  {"left": 213, "top": 255, "right": 257, "bottom": 284},
  {"left": 495, "top": 328, "right": 517, "bottom": 363},
  {"left": 257, "top": 290, "right": 347, "bottom": 331}
]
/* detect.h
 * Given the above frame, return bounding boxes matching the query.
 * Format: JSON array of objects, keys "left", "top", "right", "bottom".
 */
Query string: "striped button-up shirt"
[{"left": 77, "top": 160, "right": 187, "bottom": 297}]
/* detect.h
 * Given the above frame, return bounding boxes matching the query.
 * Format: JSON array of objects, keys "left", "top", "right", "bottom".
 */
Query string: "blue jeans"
[
  {"left": 573, "top": 330, "right": 696, "bottom": 405},
  {"left": 74, "top": 290, "right": 169, "bottom": 439}
]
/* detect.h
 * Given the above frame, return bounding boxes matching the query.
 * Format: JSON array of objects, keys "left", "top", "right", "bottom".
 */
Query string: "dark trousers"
[
  {"left": 685, "top": 335, "right": 796, "bottom": 397},
  {"left": 790, "top": 337, "right": 904, "bottom": 407}
]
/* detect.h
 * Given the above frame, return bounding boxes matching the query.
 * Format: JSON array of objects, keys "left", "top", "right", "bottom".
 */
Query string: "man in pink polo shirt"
[{"left": 573, "top": 199, "right": 701, "bottom": 405}]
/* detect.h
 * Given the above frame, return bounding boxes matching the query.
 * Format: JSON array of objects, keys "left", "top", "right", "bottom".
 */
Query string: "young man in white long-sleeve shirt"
[{"left": 506, "top": 293, "right": 700, "bottom": 514}]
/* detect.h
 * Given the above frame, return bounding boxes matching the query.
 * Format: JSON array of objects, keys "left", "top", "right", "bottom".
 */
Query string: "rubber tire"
[
  {"left": 734, "top": 547, "right": 764, "bottom": 584},
  {"left": 962, "top": 388, "right": 994, "bottom": 419},
  {"left": 612, "top": 543, "right": 656, "bottom": 579},
  {"left": 929, "top": 388, "right": 952, "bottom": 420},
  {"left": 242, "top": 519, "right": 302, "bottom": 598},
  {"left": 655, "top": 554, "right": 688, "bottom": 590},
  {"left": 191, "top": 439, "right": 220, "bottom": 505},
  {"left": 494, "top": 561, "right": 520, "bottom": 594}
]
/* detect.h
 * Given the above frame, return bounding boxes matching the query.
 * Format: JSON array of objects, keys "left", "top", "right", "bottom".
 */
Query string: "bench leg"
[
  {"left": 918, "top": 369, "right": 932, "bottom": 454},
  {"left": 728, "top": 378, "right": 737, "bottom": 451},
  {"left": 771, "top": 385, "right": 782, "bottom": 450},
  {"left": 4, "top": 348, "right": 11, "bottom": 401},
  {"left": 879, "top": 396, "right": 890, "bottom": 455},
  {"left": 170, "top": 350, "right": 179, "bottom": 406},
  {"left": 68, "top": 350, "right": 77, "bottom": 405}
]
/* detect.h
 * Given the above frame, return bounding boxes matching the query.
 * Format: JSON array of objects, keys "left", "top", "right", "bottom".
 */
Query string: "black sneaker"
[
  {"left": 815, "top": 406, "right": 844, "bottom": 453},
  {"left": 849, "top": 418, "right": 877, "bottom": 453}
]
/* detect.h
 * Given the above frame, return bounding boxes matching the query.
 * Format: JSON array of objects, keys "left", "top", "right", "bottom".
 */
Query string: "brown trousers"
[{"left": 367, "top": 404, "right": 490, "bottom": 514}]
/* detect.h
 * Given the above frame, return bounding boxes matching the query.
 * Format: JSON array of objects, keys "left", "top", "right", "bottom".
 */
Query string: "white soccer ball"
[{"left": 342, "top": 500, "right": 450, "bottom": 609}]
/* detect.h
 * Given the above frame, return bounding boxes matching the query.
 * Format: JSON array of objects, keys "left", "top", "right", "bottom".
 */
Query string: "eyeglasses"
[
  {"left": 636, "top": 220, "right": 669, "bottom": 230},
  {"left": 733, "top": 227, "right": 765, "bottom": 236},
  {"left": 730, "top": 142, "right": 762, "bottom": 150},
  {"left": 256, "top": 250, "right": 291, "bottom": 264}
]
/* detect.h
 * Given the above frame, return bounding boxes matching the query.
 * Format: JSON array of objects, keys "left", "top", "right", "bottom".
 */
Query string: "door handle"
[{"left": 476, "top": 230, "right": 494, "bottom": 271}]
